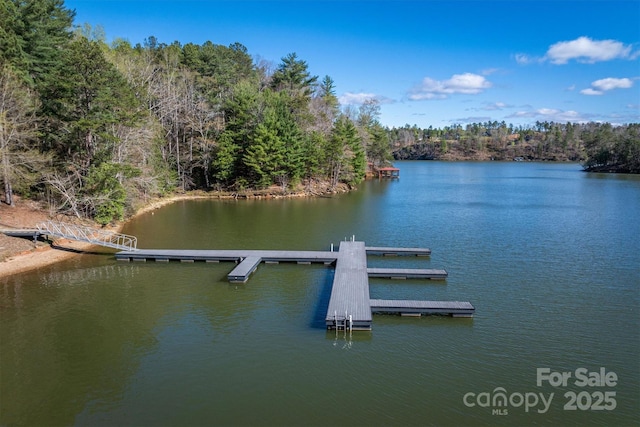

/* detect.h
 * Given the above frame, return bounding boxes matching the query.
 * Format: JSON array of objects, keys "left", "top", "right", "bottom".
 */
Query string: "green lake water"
[{"left": 1, "top": 161, "right": 639, "bottom": 426}]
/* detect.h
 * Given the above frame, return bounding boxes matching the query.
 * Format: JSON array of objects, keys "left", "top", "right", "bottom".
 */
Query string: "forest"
[
  {"left": 1, "top": 0, "right": 638, "bottom": 225},
  {"left": 390, "top": 121, "right": 640, "bottom": 171}
]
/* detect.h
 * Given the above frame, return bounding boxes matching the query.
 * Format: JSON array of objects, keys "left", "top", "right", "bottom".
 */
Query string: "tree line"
[
  {"left": 390, "top": 121, "right": 639, "bottom": 173},
  {"left": 0, "top": 0, "right": 391, "bottom": 224},
  {"left": 1, "top": 1, "right": 637, "bottom": 226}
]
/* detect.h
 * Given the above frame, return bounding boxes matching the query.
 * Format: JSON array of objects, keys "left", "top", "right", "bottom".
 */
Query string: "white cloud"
[
  {"left": 580, "top": 77, "right": 634, "bottom": 95},
  {"left": 514, "top": 53, "right": 541, "bottom": 65},
  {"left": 580, "top": 88, "right": 604, "bottom": 96},
  {"left": 452, "top": 116, "right": 492, "bottom": 125},
  {"left": 508, "top": 108, "right": 585, "bottom": 123},
  {"left": 483, "top": 102, "right": 509, "bottom": 111},
  {"left": 409, "top": 73, "right": 492, "bottom": 100},
  {"left": 339, "top": 92, "right": 376, "bottom": 105},
  {"left": 338, "top": 92, "right": 394, "bottom": 105},
  {"left": 546, "top": 37, "right": 633, "bottom": 64},
  {"left": 591, "top": 77, "right": 633, "bottom": 91}
]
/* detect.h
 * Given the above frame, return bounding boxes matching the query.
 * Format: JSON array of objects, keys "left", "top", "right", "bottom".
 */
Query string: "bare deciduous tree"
[{"left": 0, "top": 65, "right": 49, "bottom": 205}]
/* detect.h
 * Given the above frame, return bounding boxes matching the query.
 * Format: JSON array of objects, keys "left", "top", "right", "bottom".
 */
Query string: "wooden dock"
[{"left": 115, "top": 241, "right": 474, "bottom": 330}]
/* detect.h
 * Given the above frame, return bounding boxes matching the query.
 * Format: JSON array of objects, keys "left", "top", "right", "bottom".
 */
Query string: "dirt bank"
[{"left": 0, "top": 197, "right": 102, "bottom": 277}]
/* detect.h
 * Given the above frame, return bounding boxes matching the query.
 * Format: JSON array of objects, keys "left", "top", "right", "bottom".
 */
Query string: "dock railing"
[{"left": 36, "top": 220, "right": 138, "bottom": 251}]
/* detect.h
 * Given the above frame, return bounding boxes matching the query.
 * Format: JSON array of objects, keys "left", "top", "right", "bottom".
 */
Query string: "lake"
[{"left": 1, "top": 161, "right": 639, "bottom": 426}]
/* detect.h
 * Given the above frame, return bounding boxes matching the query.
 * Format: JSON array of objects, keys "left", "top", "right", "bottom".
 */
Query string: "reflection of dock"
[{"left": 116, "top": 240, "right": 474, "bottom": 331}]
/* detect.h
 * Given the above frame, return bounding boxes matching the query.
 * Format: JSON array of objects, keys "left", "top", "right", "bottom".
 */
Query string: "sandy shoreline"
[
  {"left": 0, "top": 194, "right": 198, "bottom": 278},
  {"left": 0, "top": 240, "right": 101, "bottom": 277}
]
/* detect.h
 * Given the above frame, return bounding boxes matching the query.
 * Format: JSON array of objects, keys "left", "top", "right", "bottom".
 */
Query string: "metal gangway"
[{"left": 36, "top": 220, "right": 138, "bottom": 251}]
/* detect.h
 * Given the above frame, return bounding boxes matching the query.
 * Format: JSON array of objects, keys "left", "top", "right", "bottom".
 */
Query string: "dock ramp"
[{"left": 36, "top": 220, "right": 138, "bottom": 251}]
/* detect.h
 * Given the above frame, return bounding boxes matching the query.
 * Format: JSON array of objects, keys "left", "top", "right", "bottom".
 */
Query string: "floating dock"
[
  {"left": 367, "top": 268, "right": 448, "bottom": 280},
  {"left": 365, "top": 246, "right": 431, "bottom": 256},
  {"left": 114, "top": 241, "right": 474, "bottom": 330},
  {"left": 323, "top": 241, "right": 472, "bottom": 330},
  {"left": 370, "top": 299, "right": 475, "bottom": 317},
  {"left": 3, "top": 221, "right": 475, "bottom": 330}
]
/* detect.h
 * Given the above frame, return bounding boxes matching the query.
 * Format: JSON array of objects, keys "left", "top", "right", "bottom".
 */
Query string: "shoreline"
[
  {"left": 0, "top": 194, "right": 205, "bottom": 278},
  {"left": 0, "top": 185, "right": 349, "bottom": 278}
]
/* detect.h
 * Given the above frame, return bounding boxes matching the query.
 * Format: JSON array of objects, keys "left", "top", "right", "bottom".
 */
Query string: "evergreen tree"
[
  {"left": 301, "top": 131, "right": 326, "bottom": 181},
  {"left": 213, "top": 80, "right": 260, "bottom": 186},
  {"left": 270, "top": 52, "right": 318, "bottom": 120},
  {"left": 242, "top": 90, "right": 304, "bottom": 189},
  {"left": 0, "top": 0, "right": 28, "bottom": 76},
  {"left": 17, "top": 0, "right": 75, "bottom": 89},
  {"left": 42, "top": 36, "right": 139, "bottom": 169},
  {"left": 318, "top": 75, "right": 339, "bottom": 112}
]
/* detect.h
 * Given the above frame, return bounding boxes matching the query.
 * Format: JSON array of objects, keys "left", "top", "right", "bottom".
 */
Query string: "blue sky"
[{"left": 65, "top": 0, "right": 640, "bottom": 129}]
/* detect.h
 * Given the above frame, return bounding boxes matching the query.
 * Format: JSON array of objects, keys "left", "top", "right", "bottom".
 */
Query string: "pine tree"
[{"left": 17, "top": 0, "right": 75, "bottom": 89}]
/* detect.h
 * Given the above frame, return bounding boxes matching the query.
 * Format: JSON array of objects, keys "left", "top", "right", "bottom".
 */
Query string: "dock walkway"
[
  {"left": 325, "top": 241, "right": 372, "bottom": 330},
  {"left": 1, "top": 229, "right": 41, "bottom": 239}
]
